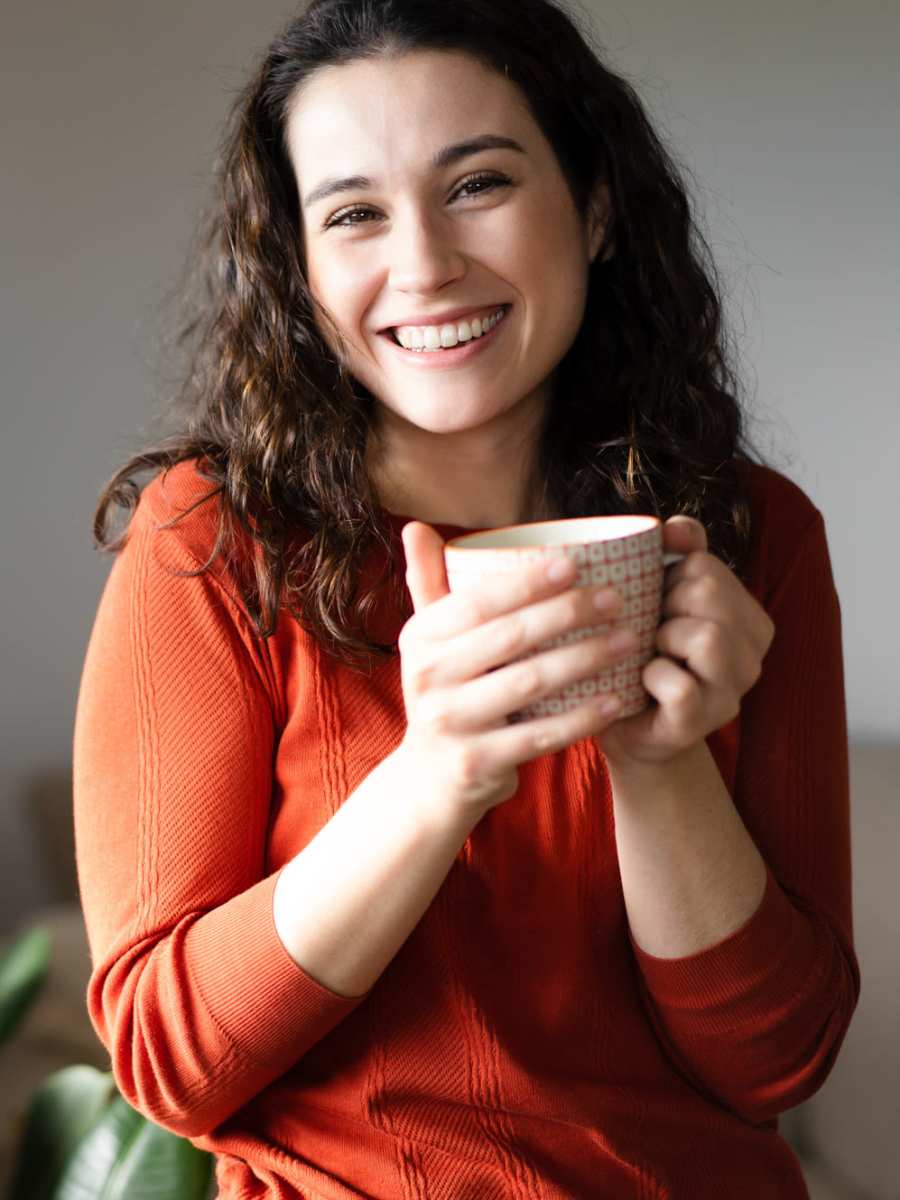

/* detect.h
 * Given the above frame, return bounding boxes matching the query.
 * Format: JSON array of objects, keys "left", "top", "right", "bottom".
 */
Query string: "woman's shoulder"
[
  {"left": 128, "top": 456, "right": 249, "bottom": 592},
  {"left": 143, "top": 456, "right": 214, "bottom": 504},
  {"left": 736, "top": 458, "right": 823, "bottom": 534},
  {"left": 734, "top": 457, "right": 832, "bottom": 598}
]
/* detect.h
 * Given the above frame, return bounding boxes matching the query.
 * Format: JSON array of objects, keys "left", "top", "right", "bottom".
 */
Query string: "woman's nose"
[{"left": 386, "top": 212, "right": 466, "bottom": 293}]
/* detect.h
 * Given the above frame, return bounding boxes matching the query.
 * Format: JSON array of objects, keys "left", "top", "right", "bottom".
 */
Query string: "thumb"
[
  {"left": 401, "top": 521, "right": 450, "bottom": 612},
  {"left": 663, "top": 514, "right": 708, "bottom": 556}
]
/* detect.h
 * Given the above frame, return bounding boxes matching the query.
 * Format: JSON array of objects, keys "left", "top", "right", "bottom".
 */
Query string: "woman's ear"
[{"left": 587, "top": 183, "right": 615, "bottom": 264}]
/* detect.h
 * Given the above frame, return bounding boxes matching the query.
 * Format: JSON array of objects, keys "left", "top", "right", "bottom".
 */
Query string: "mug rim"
[{"left": 444, "top": 513, "right": 662, "bottom": 553}]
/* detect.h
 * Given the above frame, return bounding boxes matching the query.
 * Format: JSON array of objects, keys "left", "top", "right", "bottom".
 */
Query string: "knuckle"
[
  {"left": 698, "top": 623, "right": 722, "bottom": 659},
  {"left": 417, "top": 691, "right": 452, "bottom": 736},
  {"left": 405, "top": 653, "right": 438, "bottom": 696},
  {"left": 452, "top": 743, "right": 485, "bottom": 789},
  {"left": 458, "top": 590, "right": 490, "bottom": 629},
  {"left": 697, "top": 574, "right": 718, "bottom": 603},
  {"left": 563, "top": 592, "right": 583, "bottom": 626},
  {"left": 515, "top": 658, "right": 544, "bottom": 700},
  {"left": 531, "top": 725, "right": 562, "bottom": 754},
  {"left": 671, "top": 676, "right": 699, "bottom": 713},
  {"left": 497, "top": 610, "right": 529, "bottom": 660},
  {"left": 744, "top": 655, "right": 763, "bottom": 690}
]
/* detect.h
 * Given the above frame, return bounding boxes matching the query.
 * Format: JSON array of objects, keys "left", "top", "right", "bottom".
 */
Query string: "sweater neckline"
[{"left": 379, "top": 508, "right": 489, "bottom": 538}]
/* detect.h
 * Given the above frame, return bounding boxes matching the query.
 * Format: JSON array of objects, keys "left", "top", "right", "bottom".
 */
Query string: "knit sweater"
[{"left": 73, "top": 457, "right": 859, "bottom": 1200}]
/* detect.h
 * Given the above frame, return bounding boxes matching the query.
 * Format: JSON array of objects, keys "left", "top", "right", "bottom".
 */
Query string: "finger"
[
  {"left": 443, "top": 693, "right": 626, "bottom": 774},
  {"left": 429, "top": 624, "right": 634, "bottom": 730},
  {"left": 642, "top": 655, "right": 705, "bottom": 727},
  {"left": 662, "top": 550, "right": 734, "bottom": 601},
  {"left": 663, "top": 515, "right": 708, "bottom": 556},
  {"left": 660, "top": 518, "right": 707, "bottom": 591},
  {"left": 414, "top": 549, "right": 582, "bottom": 642},
  {"left": 662, "top": 568, "right": 773, "bottom": 657},
  {"left": 655, "top": 616, "right": 734, "bottom": 686},
  {"left": 402, "top": 521, "right": 450, "bottom": 612},
  {"left": 420, "top": 579, "right": 626, "bottom": 689},
  {"left": 657, "top": 615, "right": 764, "bottom": 695},
  {"left": 662, "top": 568, "right": 733, "bottom": 621}
]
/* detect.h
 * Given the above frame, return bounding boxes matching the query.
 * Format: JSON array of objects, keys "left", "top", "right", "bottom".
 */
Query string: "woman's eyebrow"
[{"left": 301, "top": 133, "right": 526, "bottom": 209}]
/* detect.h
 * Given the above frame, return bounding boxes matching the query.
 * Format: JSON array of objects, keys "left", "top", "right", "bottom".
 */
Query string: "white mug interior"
[{"left": 446, "top": 515, "right": 660, "bottom": 550}]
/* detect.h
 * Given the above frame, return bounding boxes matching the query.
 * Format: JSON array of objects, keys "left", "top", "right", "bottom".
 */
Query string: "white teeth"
[{"left": 394, "top": 307, "right": 506, "bottom": 351}]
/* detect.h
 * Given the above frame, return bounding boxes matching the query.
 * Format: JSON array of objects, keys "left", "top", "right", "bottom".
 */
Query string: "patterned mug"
[{"left": 443, "top": 515, "right": 684, "bottom": 722}]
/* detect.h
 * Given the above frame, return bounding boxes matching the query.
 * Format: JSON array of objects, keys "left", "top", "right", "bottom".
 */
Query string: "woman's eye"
[
  {"left": 455, "top": 172, "right": 511, "bottom": 199},
  {"left": 324, "top": 206, "right": 375, "bottom": 229},
  {"left": 323, "top": 172, "right": 512, "bottom": 229}
]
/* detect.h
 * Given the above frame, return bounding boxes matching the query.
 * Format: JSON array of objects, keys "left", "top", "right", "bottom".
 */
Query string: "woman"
[{"left": 73, "top": 0, "right": 859, "bottom": 1196}]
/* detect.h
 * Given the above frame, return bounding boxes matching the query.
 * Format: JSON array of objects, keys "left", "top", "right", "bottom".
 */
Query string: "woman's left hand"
[{"left": 595, "top": 516, "right": 776, "bottom": 771}]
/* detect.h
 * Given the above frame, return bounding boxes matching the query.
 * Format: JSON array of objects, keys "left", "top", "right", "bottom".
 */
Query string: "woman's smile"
[{"left": 377, "top": 303, "right": 512, "bottom": 369}]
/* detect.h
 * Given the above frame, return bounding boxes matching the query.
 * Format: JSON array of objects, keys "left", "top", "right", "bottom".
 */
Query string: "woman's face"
[{"left": 286, "top": 49, "right": 608, "bottom": 461}]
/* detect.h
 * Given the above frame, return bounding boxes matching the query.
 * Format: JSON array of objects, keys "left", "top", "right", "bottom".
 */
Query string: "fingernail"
[
  {"left": 547, "top": 557, "right": 574, "bottom": 582},
  {"left": 593, "top": 587, "right": 621, "bottom": 611},
  {"left": 608, "top": 629, "right": 637, "bottom": 654}
]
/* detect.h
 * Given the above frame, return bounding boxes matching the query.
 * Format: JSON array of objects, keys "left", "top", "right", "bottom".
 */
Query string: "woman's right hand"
[{"left": 397, "top": 520, "right": 637, "bottom": 820}]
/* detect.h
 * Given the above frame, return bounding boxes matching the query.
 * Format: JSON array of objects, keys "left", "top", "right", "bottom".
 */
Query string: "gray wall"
[{"left": 2, "top": 0, "right": 898, "bottom": 932}]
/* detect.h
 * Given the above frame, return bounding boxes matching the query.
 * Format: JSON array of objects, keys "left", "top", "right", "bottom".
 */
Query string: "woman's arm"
[
  {"left": 606, "top": 740, "right": 768, "bottom": 959},
  {"left": 272, "top": 749, "right": 479, "bottom": 998},
  {"left": 74, "top": 492, "right": 478, "bottom": 1139},
  {"left": 614, "top": 511, "right": 860, "bottom": 1125}
]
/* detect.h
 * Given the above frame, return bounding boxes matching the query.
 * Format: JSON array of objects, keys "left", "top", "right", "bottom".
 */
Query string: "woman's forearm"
[
  {"left": 606, "top": 740, "right": 768, "bottom": 959},
  {"left": 273, "top": 746, "right": 482, "bottom": 998}
]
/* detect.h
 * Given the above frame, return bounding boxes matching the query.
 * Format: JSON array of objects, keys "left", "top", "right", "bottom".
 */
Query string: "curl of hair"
[{"left": 93, "top": 0, "right": 769, "bottom": 672}]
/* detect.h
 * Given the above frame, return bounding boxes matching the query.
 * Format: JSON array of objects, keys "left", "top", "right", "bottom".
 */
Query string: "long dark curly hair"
[{"left": 93, "top": 0, "right": 770, "bottom": 672}]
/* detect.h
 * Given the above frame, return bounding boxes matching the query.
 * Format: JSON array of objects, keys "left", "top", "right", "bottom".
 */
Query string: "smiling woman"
[
  {"left": 73, "top": 1, "right": 858, "bottom": 1197},
  {"left": 285, "top": 49, "right": 609, "bottom": 529}
]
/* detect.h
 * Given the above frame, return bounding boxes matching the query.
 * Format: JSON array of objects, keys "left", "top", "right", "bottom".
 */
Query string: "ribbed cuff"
[
  {"left": 184, "top": 869, "right": 371, "bottom": 1070},
  {"left": 628, "top": 865, "right": 818, "bottom": 1019}
]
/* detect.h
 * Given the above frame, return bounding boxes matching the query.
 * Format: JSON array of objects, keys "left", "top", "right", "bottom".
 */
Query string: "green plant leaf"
[
  {"left": 5, "top": 1064, "right": 118, "bottom": 1200},
  {"left": 0, "top": 926, "right": 52, "bottom": 1045},
  {"left": 52, "top": 1093, "right": 214, "bottom": 1200}
]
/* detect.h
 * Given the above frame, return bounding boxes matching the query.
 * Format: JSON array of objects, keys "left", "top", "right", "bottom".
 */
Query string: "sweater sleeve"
[
  {"left": 627, "top": 510, "right": 860, "bottom": 1125},
  {"left": 73, "top": 492, "right": 370, "bottom": 1138}
]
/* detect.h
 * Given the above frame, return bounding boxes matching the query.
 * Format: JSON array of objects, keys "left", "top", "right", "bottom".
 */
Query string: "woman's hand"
[
  {"left": 596, "top": 515, "right": 776, "bottom": 771},
  {"left": 398, "top": 521, "right": 634, "bottom": 820}
]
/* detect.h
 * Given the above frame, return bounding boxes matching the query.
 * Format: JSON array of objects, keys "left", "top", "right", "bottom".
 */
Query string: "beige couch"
[
  {"left": 2, "top": 745, "right": 895, "bottom": 1197},
  {"left": 780, "top": 742, "right": 899, "bottom": 1199}
]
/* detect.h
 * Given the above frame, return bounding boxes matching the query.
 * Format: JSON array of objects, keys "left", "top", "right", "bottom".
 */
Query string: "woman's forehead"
[
  {"left": 285, "top": 52, "right": 540, "bottom": 191},
  {"left": 286, "top": 51, "right": 531, "bottom": 149}
]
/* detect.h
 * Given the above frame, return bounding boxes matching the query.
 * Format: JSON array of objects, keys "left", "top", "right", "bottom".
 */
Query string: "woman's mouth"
[{"left": 378, "top": 305, "right": 511, "bottom": 368}]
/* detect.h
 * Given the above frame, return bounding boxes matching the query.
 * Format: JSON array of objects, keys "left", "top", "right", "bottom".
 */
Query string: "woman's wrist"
[{"left": 601, "top": 738, "right": 705, "bottom": 787}]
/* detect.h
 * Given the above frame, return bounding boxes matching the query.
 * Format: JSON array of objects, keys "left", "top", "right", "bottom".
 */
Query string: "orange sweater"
[{"left": 73, "top": 458, "right": 859, "bottom": 1199}]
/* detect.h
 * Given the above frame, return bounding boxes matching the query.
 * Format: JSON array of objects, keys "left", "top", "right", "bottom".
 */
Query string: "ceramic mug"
[{"left": 443, "top": 515, "right": 684, "bottom": 722}]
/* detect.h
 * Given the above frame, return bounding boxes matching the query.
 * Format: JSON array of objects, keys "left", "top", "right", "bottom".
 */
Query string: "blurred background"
[{"left": 1, "top": 0, "right": 897, "bottom": 1195}]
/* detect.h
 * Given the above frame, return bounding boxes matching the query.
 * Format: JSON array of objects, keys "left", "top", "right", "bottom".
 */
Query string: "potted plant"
[{"left": 0, "top": 925, "right": 214, "bottom": 1199}]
